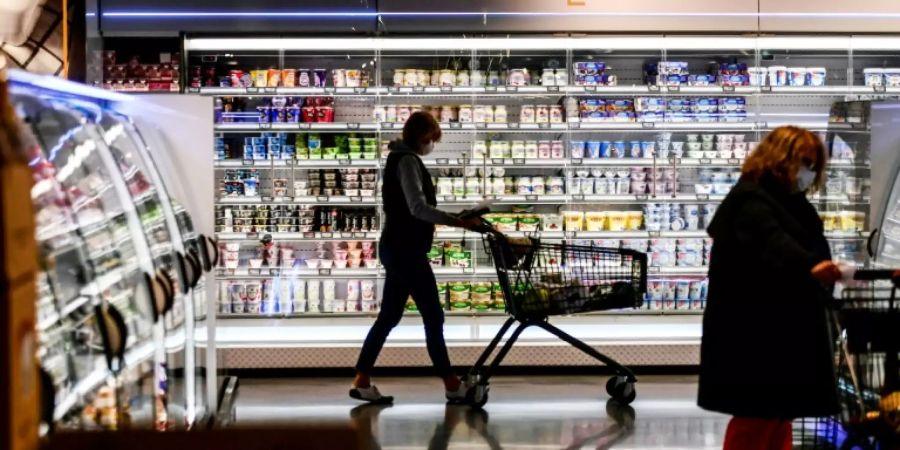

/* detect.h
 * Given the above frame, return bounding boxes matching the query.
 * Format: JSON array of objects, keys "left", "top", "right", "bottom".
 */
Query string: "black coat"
[{"left": 697, "top": 176, "right": 839, "bottom": 419}]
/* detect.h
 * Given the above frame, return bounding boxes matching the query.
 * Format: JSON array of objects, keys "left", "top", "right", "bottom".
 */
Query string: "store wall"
[{"left": 759, "top": 0, "right": 900, "bottom": 32}]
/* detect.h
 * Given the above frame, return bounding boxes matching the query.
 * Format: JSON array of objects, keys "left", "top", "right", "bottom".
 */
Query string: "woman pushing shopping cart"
[{"left": 461, "top": 217, "right": 648, "bottom": 408}]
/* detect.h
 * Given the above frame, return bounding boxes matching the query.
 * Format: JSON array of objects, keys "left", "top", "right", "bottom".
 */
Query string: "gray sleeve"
[{"left": 397, "top": 155, "right": 460, "bottom": 227}]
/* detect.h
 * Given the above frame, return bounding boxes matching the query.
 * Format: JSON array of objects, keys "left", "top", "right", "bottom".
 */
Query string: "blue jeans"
[{"left": 355, "top": 242, "right": 452, "bottom": 377}]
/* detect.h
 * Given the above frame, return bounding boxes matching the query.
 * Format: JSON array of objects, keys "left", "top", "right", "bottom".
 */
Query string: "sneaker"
[
  {"left": 445, "top": 383, "right": 469, "bottom": 404},
  {"left": 349, "top": 385, "right": 394, "bottom": 404}
]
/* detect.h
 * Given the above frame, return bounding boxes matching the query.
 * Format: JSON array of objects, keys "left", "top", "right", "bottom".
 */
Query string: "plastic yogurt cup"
[{"left": 864, "top": 68, "right": 885, "bottom": 87}]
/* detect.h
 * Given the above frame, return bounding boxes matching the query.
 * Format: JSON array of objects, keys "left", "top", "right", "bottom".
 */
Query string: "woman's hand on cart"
[
  {"left": 811, "top": 260, "right": 843, "bottom": 284},
  {"left": 456, "top": 207, "right": 496, "bottom": 234}
]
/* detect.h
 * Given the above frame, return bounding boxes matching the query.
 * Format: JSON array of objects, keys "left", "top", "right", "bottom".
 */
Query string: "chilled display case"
[
  {"left": 185, "top": 35, "right": 881, "bottom": 368},
  {"left": 8, "top": 71, "right": 213, "bottom": 429}
]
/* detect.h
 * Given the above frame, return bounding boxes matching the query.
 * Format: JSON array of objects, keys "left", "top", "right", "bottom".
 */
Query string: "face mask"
[
  {"left": 421, "top": 141, "right": 434, "bottom": 156},
  {"left": 795, "top": 166, "right": 816, "bottom": 192}
]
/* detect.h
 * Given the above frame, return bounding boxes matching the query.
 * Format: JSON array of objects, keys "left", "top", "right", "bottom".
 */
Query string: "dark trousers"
[{"left": 355, "top": 242, "right": 452, "bottom": 378}]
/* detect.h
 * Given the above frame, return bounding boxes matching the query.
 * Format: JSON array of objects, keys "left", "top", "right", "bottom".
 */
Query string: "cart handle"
[{"left": 853, "top": 269, "right": 900, "bottom": 285}]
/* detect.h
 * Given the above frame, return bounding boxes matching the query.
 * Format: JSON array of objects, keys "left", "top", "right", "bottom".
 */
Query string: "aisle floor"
[{"left": 234, "top": 375, "right": 729, "bottom": 449}]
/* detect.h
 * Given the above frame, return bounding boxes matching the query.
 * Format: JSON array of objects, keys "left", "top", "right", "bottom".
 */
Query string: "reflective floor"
[{"left": 234, "top": 375, "right": 730, "bottom": 449}]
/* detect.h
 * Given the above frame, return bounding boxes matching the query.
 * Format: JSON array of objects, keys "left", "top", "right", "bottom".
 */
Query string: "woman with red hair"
[{"left": 699, "top": 126, "right": 844, "bottom": 449}]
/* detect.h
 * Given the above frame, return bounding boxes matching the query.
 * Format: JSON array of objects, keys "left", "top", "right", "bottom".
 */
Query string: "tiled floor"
[{"left": 233, "top": 375, "right": 731, "bottom": 449}]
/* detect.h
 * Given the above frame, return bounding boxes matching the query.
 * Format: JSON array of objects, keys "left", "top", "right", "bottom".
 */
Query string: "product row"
[
  {"left": 219, "top": 168, "right": 379, "bottom": 198},
  {"left": 218, "top": 278, "right": 378, "bottom": 314},
  {"left": 218, "top": 205, "right": 380, "bottom": 233},
  {"left": 216, "top": 97, "right": 336, "bottom": 124},
  {"left": 192, "top": 62, "right": 900, "bottom": 89},
  {"left": 579, "top": 97, "right": 747, "bottom": 123},
  {"left": 101, "top": 50, "right": 181, "bottom": 92},
  {"left": 220, "top": 240, "right": 378, "bottom": 270},
  {"left": 645, "top": 278, "right": 708, "bottom": 310}
]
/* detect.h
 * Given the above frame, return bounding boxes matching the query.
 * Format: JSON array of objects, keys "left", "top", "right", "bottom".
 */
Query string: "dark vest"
[{"left": 381, "top": 151, "right": 436, "bottom": 254}]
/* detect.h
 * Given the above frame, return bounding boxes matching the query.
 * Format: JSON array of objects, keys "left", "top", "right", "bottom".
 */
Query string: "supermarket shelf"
[
  {"left": 197, "top": 85, "right": 896, "bottom": 97},
  {"left": 650, "top": 267, "right": 709, "bottom": 276},
  {"left": 216, "top": 195, "right": 378, "bottom": 205},
  {"left": 217, "top": 267, "right": 380, "bottom": 278},
  {"left": 569, "top": 121, "right": 758, "bottom": 131},
  {"left": 216, "top": 308, "right": 702, "bottom": 320},
  {"left": 215, "top": 159, "right": 380, "bottom": 168},
  {"left": 214, "top": 122, "right": 378, "bottom": 132},
  {"left": 218, "top": 231, "right": 379, "bottom": 241}
]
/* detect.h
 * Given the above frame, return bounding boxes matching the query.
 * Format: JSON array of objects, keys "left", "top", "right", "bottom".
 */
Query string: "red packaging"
[
  {"left": 229, "top": 70, "right": 243, "bottom": 87},
  {"left": 318, "top": 105, "right": 335, "bottom": 123},
  {"left": 301, "top": 106, "right": 317, "bottom": 123}
]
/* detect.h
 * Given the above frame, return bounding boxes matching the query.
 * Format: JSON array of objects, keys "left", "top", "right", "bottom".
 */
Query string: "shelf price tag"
[
  {"left": 506, "top": 86, "right": 518, "bottom": 93},
  {"left": 323, "top": 87, "right": 336, "bottom": 94},
  {"left": 667, "top": 85, "right": 680, "bottom": 93},
  {"left": 381, "top": 122, "right": 394, "bottom": 129},
  {"left": 641, "top": 122, "right": 655, "bottom": 129},
  {"left": 699, "top": 158, "right": 712, "bottom": 165},
  {"left": 525, "top": 195, "right": 538, "bottom": 202},
  {"left": 571, "top": 194, "right": 585, "bottom": 201},
  {"left": 223, "top": 269, "right": 235, "bottom": 276},
  {"left": 565, "top": 231, "right": 577, "bottom": 238},
  {"left": 316, "top": 195, "right": 329, "bottom": 202},
  {"left": 297, "top": 123, "right": 311, "bottom": 129},
  {"left": 635, "top": 194, "right": 649, "bottom": 201},
  {"left": 491, "top": 158, "right": 504, "bottom": 165},
  {"left": 353, "top": 232, "right": 367, "bottom": 238},
  {"left": 303, "top": 232, "right": 315, "bottom": 238},
  {"left": 346, "top": 123, "right": 360, "bottom": 130},
  {"left": 547, "top": 86, "right": 560, "bottom": 92},
  {"left": 463, "top": 267, "right": 475, "bottom": 274},
  {"left": 512, "top": 158, "right": 525, "bottom": 165},
  {"left": 246, "top": 87, "right": 261, "bottom": 94},
  {"left": 507, "top": 122, "right": 520, "bottom": 129},
  {"left": 538, "top": 122, "right": 551, "bottom": 129},
  {"left": 443, "top": 195, "right": 456, "bottom": 202},
  {"left": 696, "top": 194, "right": 710, "bottom": 201},
  {"left": 475, "top": 123, "right": 488, "bottom": 129},
  {"left": 242, "top": 159, "right": 255, "bottom": 166},
  {"left": 457, "top": 158, "right": 469, "bottom": 165},
  {"left": 320, "top": 232, "right": 333, "bottom": 238},
  {"left": 440, "top": 86, "right": 453, "bottom": 93},
  {"left": 569, "top": 122, "right": 580, "bottom": 129},
  {"left": 668, "top": 157, "right": 680, "bottom": 164},
  {"left": 648, "top": 231, "right": 661, "bottom": 238},
  {"left": 248, "top": 268, "right": 262, "bottom": 275},
  {"left": 727, "top": 158, "right": 740, "bottom": 165},
  {"left": 349, "top": 196, "right": 363, "bottom": 203},
  {"left": 722, "top": 85, "right": 735, "bottom": 93},
  {"left": 259, "top": 123, "right": 272, "bottom": 130},
  {"left": 246, "top": 232, "right": 259, "bottom": 239},
  {"left": 318, "top": 268, "right": 332, "bottom": 276},
  {"left": 482, "top": 195, "right": 496, "bottom": 201},
  {"left": 435, "top": 158, "right": 449, "bottom": 165},
  {"left": 449, "top": 122, "right": 463, "bottom": 129},
  {"left": 353, "top": 87, "right": 367, "bottom": 94},
  {"left": 875, "top": 85, "right": 887, "bottom": 93},
  {"left": 648, "top": 266, "right": 661, "bottom": 274},
  {"left": 413, "top": 86, "right": 426, "bottom": 92},
  {"left": 270, "top": 269, "right": 281, "bottom": 276},
  {"left": 485, "top": 86, "right": 498, "bottom": 92},
  {"left": 648, "top": 85, "right": 660, "bottom": 92},
  {"left": 571, "top": 158, "right": 583, "bottom": 165},
  {"left": 338, "top": 159, "right": 352, "bottom": 166},
  {"left": 261, "top": 196, "right": 273, "bottom": 202},
  {"left": 187, "top": 87, "right": 200, "bottom": 94},
  {"left": 264, "top": 87, "right": 277, "bottom": 94},
  {"left": 387, "top": 86, "right": 400, "bottom": 93},
  {"left": 584, "top": 86, "right": 598, "bottom": 92},
  {"left": 761, "top": 85, "right": 772, "bottom": 93}
]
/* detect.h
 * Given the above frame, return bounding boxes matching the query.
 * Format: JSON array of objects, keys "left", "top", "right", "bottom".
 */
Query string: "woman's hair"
[
  {"left": 741, "top": 126, "right": 827, "bottom": 192},
  {"left": 402, "top": 111, "right": 442, "bottom": 149}
]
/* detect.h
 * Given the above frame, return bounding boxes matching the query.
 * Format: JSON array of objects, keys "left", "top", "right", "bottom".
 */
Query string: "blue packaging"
[
  {"left": 269, "top": 144, "right": 282, "bottom": 160},
  {"left": 243, "top": 144, "right": 254, "bottom": 159},
  {"left": 574, "top": 61, "right": 606, "bottom": 74},
  {"left": 583, "top": 111, "right": 608, "bottom": 122},
  {"left": 253, "top": 144, "right": 267, "bottom": 160},
  {"left": 688, "top": 74, "right": 717, "bottom": 86},
  {"left": 569, "top": 141, "right": 586, "bottom": 158},
  {"left": 599, "top": 141, "right": 612, "bottom": 158},
  {"left": 257, "top": 106, "right": 270, "bottom": 123},
  {"left": 586, "top": 141, "right": 601, "bottom": 158},
  {"left": 719, "top": 97, "right": 747, "bottom": 112},
  {"left": 251, "top": 137, "right": 264, "bottom": 146},
  {"left": 692, "top": 97, "right": 720, "bottom": 113},
  {"left": 718, "top": 74, "right": 749, "bottom": 86},
  {"left": 609, "top": 111, "right": 636, "bottom": 122},
  {"left": 629, "top": 141, "right": 642, "bottom": 158},
  {"left": 612, "top": 141, "right": 626, "bottom": 158},
  {"left": 637, "top": 111, "right": 665, "bottom": 122},
  {"left": 720, "top": 111, "right": 748, "bottom": 123},
  {"left": 667, "top": 98, "right": 694, "bottom": 112}
]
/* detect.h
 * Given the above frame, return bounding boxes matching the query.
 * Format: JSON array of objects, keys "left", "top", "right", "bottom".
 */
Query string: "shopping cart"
[
  {"left": 833, "top": 269, "right": 900, "bottom": 449},
  {"left": 463, "top": 226, "right": 647, "bottom": 408}
]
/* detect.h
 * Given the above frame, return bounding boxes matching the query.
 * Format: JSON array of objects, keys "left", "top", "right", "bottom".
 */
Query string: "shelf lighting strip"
[{"left": 185, "top": 36, "right": 900, "bottom": 51}]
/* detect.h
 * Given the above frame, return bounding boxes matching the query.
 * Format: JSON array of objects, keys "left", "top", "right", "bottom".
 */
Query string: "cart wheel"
[
  {"left": 466, "top": 384, "right": 490, "bottom": 409},
  {"left": 606, "top": 376, "right": 636, "bottom": 405}
]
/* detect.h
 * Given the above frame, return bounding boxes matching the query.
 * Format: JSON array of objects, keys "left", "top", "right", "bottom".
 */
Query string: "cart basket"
[{"left": 483, "top": 233, "right": 647, "bottom": 319}]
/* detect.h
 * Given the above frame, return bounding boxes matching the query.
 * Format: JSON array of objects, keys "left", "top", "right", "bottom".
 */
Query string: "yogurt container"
[
  {"left": 542, "top": 68, "right": 556, "bottom": 86},
  {"left": 768, "top": 66, "right": 788, "bottom": 86},
  {"left": 748, "top": 67, "right": 766, "bottom": 86},
  {"left": 525, "top": 141, "right": 539, "bottom": 159},
  {"left": 570, "top": 141, "right": 586, "bottom": 158},
  {"left": 864, "top": 68, "right": 885, "bottom": 87},
  {"left": 788, "top": 67, "right": 807, "bottom": 86},
  {"left": 885, "top": 68, "right": 900, "bottom": 87},
  {"left": 807, "top": 67, "right": 827, "bottom": 87},
  {"left": 493, "top": 105, "right": 508, "bottom": 123}
]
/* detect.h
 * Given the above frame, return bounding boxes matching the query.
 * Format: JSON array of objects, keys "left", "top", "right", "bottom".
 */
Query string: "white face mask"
[
  {"left": 421, "top": 141, "right": 435, "bottom": 156},
  {"left": 795, "top": 166, "right": 817, "bottom": 192}
]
